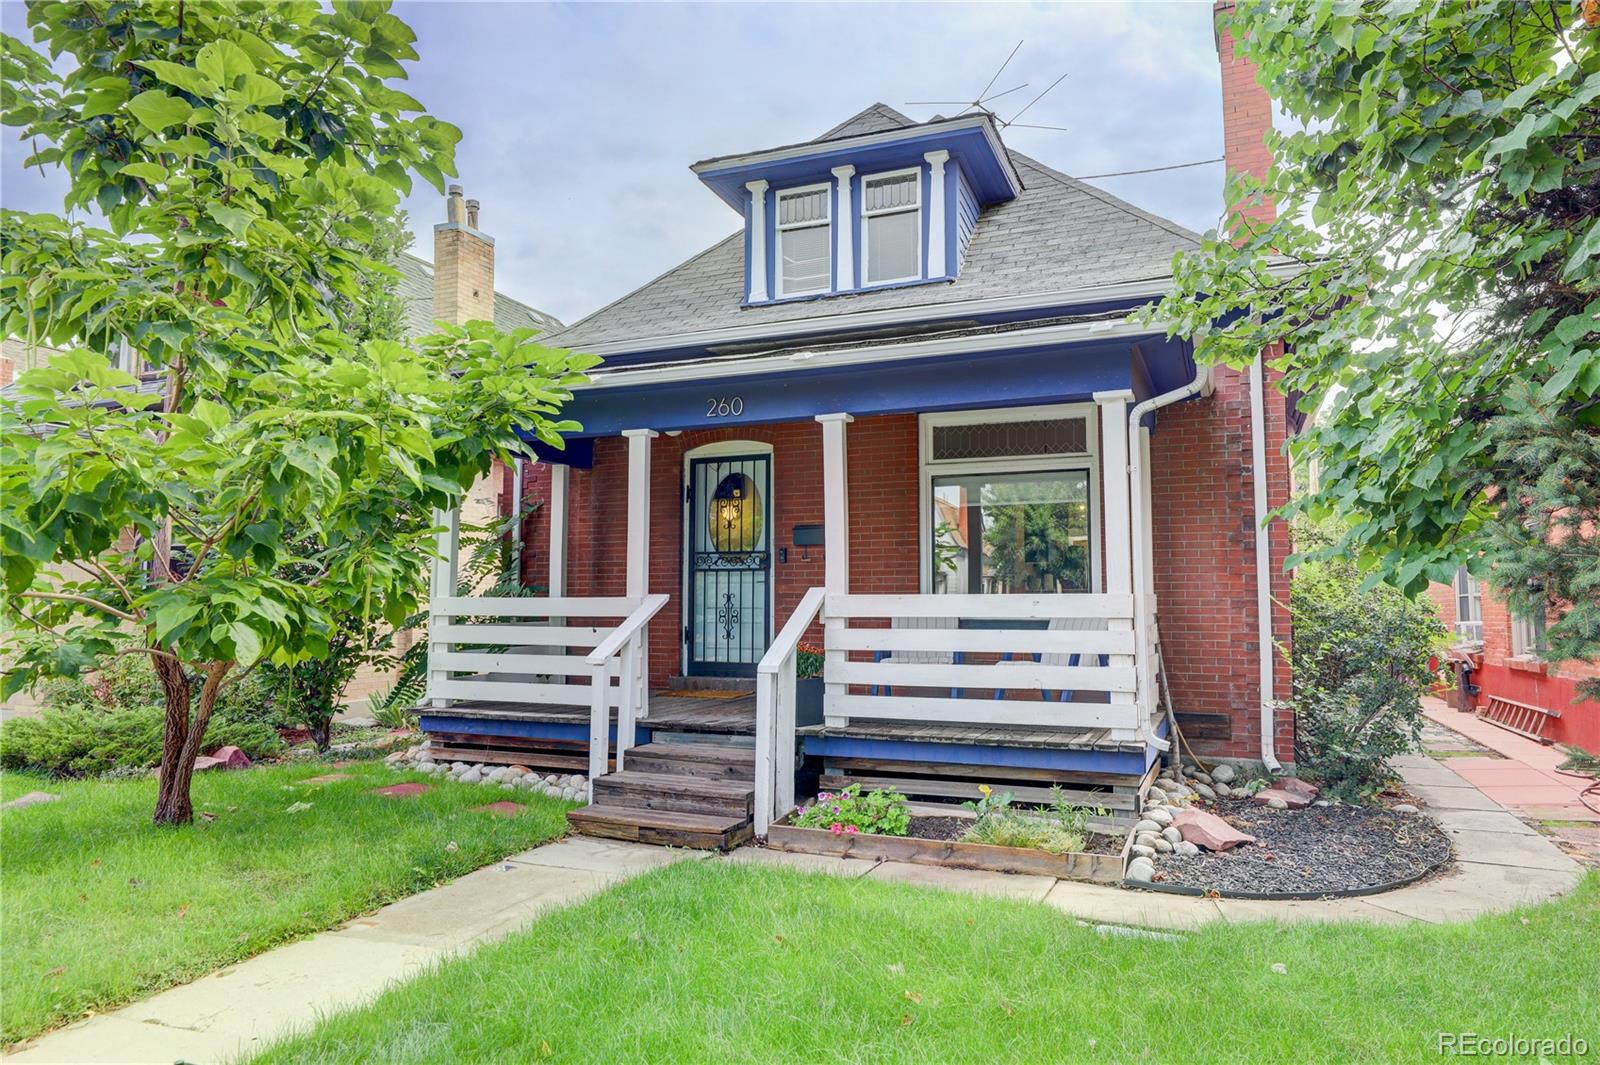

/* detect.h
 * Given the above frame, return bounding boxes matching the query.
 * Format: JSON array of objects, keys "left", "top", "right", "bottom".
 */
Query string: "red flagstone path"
[{"left": 1422, "top": 698, "right": 1599, "bottom": 823}]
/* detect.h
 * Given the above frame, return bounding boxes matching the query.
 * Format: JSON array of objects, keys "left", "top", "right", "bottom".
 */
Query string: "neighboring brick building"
[{"left": 1428, "top": 570, "right": 1599, "bottom": 754}]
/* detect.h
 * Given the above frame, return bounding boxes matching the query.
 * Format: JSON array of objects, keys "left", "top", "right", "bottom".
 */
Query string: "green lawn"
[
  {"left": 255, "top": 860, "right": 1600, "bottom": 1064},
  {"left": 0, "top": 761, "right": 571, "bottom": 1046}
]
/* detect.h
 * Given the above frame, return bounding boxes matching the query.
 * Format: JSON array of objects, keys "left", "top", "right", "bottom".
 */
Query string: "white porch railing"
[
  {"left": 753, "top": 591, "right": 1141, "bottom": 834},
  {"left": 754, "top": 586, "right": 826, "bottom": 834},
  {"left": 585, "top": 594, "right": 670, "bottom": 791},
  {"left": 425, "top": 593, "right": 668, "bottom": 801}
]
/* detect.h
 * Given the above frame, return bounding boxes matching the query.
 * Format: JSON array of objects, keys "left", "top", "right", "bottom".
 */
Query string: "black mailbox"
[{"left": 792, "top": 523, "right": 824, "bottom": 547}]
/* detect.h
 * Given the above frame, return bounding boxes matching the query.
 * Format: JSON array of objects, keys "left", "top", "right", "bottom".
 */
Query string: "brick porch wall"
[{"left": 509, "top": 385, "right": 1295, "bottom": 763}]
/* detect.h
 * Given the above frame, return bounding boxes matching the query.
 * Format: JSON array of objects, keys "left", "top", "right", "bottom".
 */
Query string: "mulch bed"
[
  {"left": 907, "top": 815, "right": 968, "bottom": 842},
  {"left": 1154, "top": 798, "right": 1452, "bottom": 895}
]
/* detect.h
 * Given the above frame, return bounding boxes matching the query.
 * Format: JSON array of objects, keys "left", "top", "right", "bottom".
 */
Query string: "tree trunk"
[
  {"left": 153, "top": 660, "right": 231, "bottom": 826},
  {"left": 310, "top": 717, "right": 332, "bottom": 752}
]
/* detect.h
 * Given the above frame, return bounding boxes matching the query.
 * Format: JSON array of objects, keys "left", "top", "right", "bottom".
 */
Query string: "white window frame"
[
  {"left": 1452, "top": 565, "right": 1483, "bottom": 643},
  {"left": 1511, "top": 609, "right": 1548, "bottom": 660},
  {"left": 917, "top": 404, "right": 1101, "bottom": 595},
  {"left": 860, "top": 167, "right": 923, "bottom": 287},
  {"left": 773, "top": 182, "right": 832, "bottom": 298}
]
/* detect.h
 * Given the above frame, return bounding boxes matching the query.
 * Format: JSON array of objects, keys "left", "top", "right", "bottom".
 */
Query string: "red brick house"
[
  {"left": 1428, "top": 569, "right": 1599, "bottom": 754},
  {"left": 420, "top": 15, "right": 1296, "bottom": 846}
]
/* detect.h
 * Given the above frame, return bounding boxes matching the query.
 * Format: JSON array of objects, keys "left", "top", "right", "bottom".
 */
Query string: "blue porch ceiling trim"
[{"left": 542, "top": 332, "right": 1194, "bottom": 440}]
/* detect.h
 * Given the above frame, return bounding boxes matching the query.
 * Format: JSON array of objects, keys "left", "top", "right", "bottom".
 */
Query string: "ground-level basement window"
[{"left": 920, "top": 405, "right": 1098, "bottom": 595}]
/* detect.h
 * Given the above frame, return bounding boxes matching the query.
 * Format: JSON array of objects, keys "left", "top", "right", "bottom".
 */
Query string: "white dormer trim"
[
  {"left": 831, "top": 165, "right": 856, "bottom": 291},
  {"left": 746, "top": 179, "right": 769, "bottom": 302},
  {"left": 925, "top": 150, "right": 949, "bottom": 278}
]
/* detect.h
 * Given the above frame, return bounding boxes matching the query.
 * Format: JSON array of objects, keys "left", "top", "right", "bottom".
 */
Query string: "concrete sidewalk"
[{"left": 6, "top": 838, "right": 705, "bottom": 1065}]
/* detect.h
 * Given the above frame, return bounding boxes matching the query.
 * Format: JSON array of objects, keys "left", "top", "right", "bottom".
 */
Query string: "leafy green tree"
[
  {"left": 0, "top": 1, "right": 596, "bottom": 824},
  {"left": 1149, "top": 2, "right": 1598, "bottom": 683}
]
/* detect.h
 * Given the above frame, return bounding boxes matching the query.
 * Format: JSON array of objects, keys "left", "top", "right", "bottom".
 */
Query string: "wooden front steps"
[{"left": 568, "top": 741, "right": 755, "bottom": 850}]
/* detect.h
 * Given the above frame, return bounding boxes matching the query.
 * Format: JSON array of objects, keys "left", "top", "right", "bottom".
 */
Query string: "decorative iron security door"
[{"left": 686, "top": 454, "right": 772, "bottom": 676}]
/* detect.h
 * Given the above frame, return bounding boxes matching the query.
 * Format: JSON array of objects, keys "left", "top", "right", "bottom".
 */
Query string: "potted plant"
[{"left": 795, "top": 643, "right": 824, "bottom": 726}]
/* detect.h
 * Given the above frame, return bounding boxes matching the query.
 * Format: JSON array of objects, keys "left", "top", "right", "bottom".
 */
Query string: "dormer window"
[
  {"left": 775, "top": 184, "right": 832, "bottom": 297},
  {"left": 862, "top": 170, "right": 921, "bottom": 285}
]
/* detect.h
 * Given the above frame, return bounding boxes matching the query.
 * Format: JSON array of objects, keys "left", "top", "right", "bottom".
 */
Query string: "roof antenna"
[
  {"left": 906, "top": 42, "right": 1068, "bottom": 134},
  {"left": 905, "top": 40, "right": 1029, "bottom": 120}
]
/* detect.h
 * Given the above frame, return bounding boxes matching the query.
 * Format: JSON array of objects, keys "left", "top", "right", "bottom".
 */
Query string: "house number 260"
[{"left": 705, "top": 396, "right": 745, "bottom": 418}]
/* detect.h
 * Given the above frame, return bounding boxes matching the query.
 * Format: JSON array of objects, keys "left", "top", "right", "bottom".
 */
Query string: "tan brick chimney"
[
  {"left": 1213, "top": 1, "right": 1275, "bottom": 230},
  {"left": 432, "top": 184, "right": 496, "bottom": 325}
]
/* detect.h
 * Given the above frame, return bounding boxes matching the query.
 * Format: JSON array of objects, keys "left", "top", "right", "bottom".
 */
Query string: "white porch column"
[
  {"left": 622, "top": 429, "right": 656, "bottom": 722},
  {"left": 622, "top": 430, "right": 657, "bottom": 601},
  {"left": 427, "top": 505, "right": 461, "bottom": 709},
  {"left": 816, "top": 413, "right": 852, "bottom": 727},
  {"left": 924, "top": 150, "right": 949, "bottom": 278},
  {"left": 1094, "top": 391, "right": 1138, "bottom": 738},
  {"left": 746, "top": 180, "right": 769, "bottom": 302},
  {"left": 831, "top": 165, "right": 856, "bottom": 290},
  {"left": 547, "top": 463, "right": 568, "bottom": 598}
]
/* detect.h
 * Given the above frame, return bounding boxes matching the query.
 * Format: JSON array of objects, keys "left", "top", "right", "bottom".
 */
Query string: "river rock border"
[
  {"left": 1124, "top": 758, "right": 1453, "bottom": 900},
  {"left": 386, "top": 742, "right": 587, "bottom": 802}
]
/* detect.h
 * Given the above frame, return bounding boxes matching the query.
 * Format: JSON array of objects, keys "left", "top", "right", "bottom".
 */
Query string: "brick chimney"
[
  {"left": 1214, "top": 1, "right": 1275, "bottom": 229},
  {"left": 432, "top": 184, "right": 496, "bottom": 325}
]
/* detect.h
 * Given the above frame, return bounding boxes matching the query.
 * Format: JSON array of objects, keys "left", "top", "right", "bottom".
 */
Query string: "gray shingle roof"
[
  {"left": 545, "top": 104, "right": 1201, "bottom": 353},
  {"left": 396, "top": 252, "right": 563, "bottom": 340}
]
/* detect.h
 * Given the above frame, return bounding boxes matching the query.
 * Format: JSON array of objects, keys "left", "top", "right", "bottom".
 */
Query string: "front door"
[{"left": 686, "top": 454, "right": 772, "bottom": 677}]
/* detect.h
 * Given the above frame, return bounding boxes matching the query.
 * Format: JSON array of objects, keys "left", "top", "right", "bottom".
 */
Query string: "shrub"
[
  {"left": 37, "top": 653, "right": 291, "bottom": 728},
  {"left": 1289, "top": 546, "right": 1450, "bottom": 801},
  {"left": 0, "top": 705, "right": 282, "bottom": 777},
  {"left": 794, "top": 784, "right": 911, "bottom": 836}
]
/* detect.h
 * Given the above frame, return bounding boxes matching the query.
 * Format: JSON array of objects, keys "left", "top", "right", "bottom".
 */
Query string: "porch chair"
[
  {"left": 872, "top": 616, "right": 964, "bottom": 698},
  {"left": 993, "top": 616, "right": 1109, "bottom": 702}
]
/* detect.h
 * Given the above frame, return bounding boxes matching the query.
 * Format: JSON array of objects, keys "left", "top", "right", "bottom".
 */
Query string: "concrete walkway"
[
  {"left": 8, "top": 750, "right": 1586, "bottom": 1064},
  {"left": 6, "top": 838, "right": 708, "bottom": 1065}
]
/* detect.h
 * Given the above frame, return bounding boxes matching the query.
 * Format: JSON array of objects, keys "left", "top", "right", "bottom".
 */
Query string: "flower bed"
[{"left": 769, "top": 786, "right": 1131, "bottom": 883}]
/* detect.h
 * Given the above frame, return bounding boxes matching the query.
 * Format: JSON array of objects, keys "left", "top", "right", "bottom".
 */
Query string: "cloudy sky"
[{"left": 0, "top": 1, "right": 1227, "bottom": 328}]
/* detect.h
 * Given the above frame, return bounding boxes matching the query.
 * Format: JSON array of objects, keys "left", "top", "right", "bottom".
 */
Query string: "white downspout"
[
  {"left": 1125, "top": 360, "right": 1214, "bottom": 754},
  {"left": 1248, "top": 354, "right": 1284, "bottom": 774}
]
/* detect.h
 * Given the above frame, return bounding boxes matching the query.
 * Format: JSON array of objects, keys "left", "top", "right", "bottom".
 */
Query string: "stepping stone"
[
  {"left": 372, "top": 783, "right": 431, "bottom": 799},
  {"left": 302, "top": 774, "right": 351, "bottom": 785},
  {"left": 1, "top": 791, "right": 60, "bottom": 810},
  {"left": 473, "top": 801, "right": 528, "bottom": 819}
]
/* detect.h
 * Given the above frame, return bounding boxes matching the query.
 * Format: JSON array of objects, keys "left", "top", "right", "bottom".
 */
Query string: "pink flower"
[
  {"left": 829, "top": 822, "right": 843, "bottom": 836},
  {"left": 832, "top": 805, "right": 842, "bottom": 814},
  {"left": 844, "top": 825, "right": 859, "bottom": 835},
  {"left": 818, "top": 792, "right": 833, "bottom": 802}
]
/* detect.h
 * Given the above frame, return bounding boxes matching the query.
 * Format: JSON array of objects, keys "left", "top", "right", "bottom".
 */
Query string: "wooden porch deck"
[
  {"left": 434, "top": 692, "right": 759, "bottom": 736},
  {"left": 429, "top": 692, "right": 1156, "bottom": 753}
]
